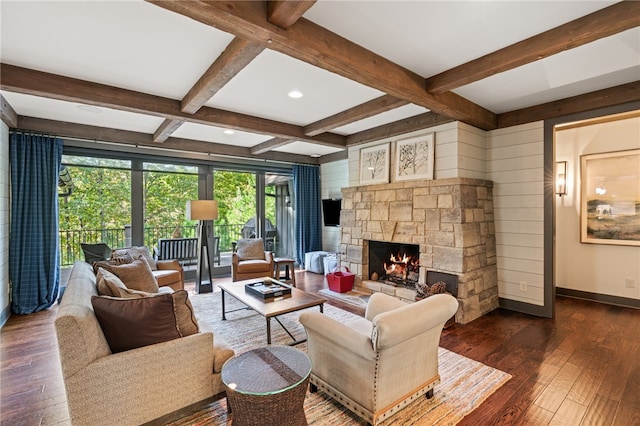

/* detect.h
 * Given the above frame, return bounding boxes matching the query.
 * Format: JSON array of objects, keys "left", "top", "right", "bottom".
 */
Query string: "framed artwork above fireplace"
[
  {"left": 394, "top": 133, "right": 434, "bottom": 181},
  {"left": 360, "top": 143, "right": 390, "bottom": 185}
]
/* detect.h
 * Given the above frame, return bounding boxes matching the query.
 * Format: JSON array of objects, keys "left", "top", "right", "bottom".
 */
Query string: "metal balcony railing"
[{"left": 59, "top": 224, "right": 246, "bottom": 266}]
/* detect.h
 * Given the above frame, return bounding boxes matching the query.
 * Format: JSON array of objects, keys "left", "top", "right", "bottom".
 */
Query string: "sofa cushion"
[
  {"left": 106, "top": 258, "right": 159, "bottom": 293},
  {"left": 236, "top": 238, "right": 265, "bottom": 260},
  {"left": 91, "top": 290, "right": 199, "bottom": 353},
  {"left": 237, "top": 259, "right": 271, "bottom": 273},
  {"left": 112, "top": 246, "right": 157, "bottom": 271},
  {"left": 96, "top": 268, "right": 156, "bottom": 299}
]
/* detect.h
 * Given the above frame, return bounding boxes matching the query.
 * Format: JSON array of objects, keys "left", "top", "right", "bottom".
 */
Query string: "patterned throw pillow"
[
  {"left": 236, "top": 238, "right": 265, "bottom": 260},
  {"left": 112, "top": 246, "right": 157, "bottom": 271},
  {"left": 106, "top": 258, "right": 159, "bottom": 293},
  {"left": 91, "top": 290, "right": 199, "bottom": 353}
]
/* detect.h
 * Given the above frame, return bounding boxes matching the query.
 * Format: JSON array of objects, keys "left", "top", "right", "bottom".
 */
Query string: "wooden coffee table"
[{"left": 219, "top": 278, "right": 326, "bottom": 345}]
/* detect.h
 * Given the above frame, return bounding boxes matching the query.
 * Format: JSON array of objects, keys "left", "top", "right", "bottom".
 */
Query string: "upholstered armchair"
[
  {"left": 231, "top": 238, "right": 274, "bottom": 282},
  {"left": 299, "top": 292, "right": 459, "bottom": 426}
]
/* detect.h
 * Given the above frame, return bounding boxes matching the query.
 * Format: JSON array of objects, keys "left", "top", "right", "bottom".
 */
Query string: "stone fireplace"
[{"left": 339, "top": 177, "right": 498, "bottom": 324}]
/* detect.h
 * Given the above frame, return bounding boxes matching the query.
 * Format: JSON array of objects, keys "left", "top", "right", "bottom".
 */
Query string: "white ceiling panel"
[
  {"left": 333, "top": 104, "right": 430, "bottom": 135},
  {"left": 304, "top": 1, "right": 617, "bottom": 78},
  {"left": 2, "top": 91, "right": 164, "bottom": 133},
  {"left": 206, "top": 49, "right": 384, "bottom": 126},
  {"left": 272, "top": 141, "right": 344, "bottom": 157},
  {"left": 0, "top": 0, "right": 234, "bottom": 99},
  {"left": 172, "top": 122, "right": 272, "bottom": 147}
]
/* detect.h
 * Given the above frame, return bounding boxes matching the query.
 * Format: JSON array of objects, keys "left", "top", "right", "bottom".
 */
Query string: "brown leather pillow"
[
  {"left": 91, "top": 290, "right": 199, "bottom": 354},
  {"left": 106, "top": 258, "right": 159, "bottom": 293}
]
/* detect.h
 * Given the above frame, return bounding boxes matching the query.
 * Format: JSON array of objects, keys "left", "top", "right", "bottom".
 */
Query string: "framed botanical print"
[
  {"left": 360, "top": 143, "right": 390, "bottom": 185},
  {"left": 395, "top": 134, "right": 434, "bottom": 181}
]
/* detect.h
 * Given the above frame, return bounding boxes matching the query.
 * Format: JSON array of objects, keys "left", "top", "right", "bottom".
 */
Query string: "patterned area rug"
[
  {"left": 318, "top": 288, "right": 370, "bottom": 309},
  {"left": 172, "top": 290, "right": 511, "bottom": 425}
]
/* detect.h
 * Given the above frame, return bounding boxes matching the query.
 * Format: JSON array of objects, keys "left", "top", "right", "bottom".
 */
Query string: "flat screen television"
[{"left": 322, "top": 198, "right": 342, "bottom": 227}]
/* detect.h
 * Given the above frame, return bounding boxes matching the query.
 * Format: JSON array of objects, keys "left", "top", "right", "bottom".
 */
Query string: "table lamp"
[{"left": 186, "top": 200, "right": 218, "bottom": 293}]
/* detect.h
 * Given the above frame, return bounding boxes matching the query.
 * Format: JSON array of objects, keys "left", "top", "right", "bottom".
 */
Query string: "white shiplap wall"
[
  {"left": 1, "top": 122, "right": 10, "bottom": 325},
  {"left": 320, "top": 159, "right": 348, "bottom": 252},
  {"left": 488, "top": 121, "right": 545, "bottom": 306},
  {"left": 347, "top": 121, "right": 486, "bottom": 186}
]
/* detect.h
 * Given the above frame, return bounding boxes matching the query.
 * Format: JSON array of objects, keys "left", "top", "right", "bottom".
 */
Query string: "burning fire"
[{"left": 384, "top": 252, "right": 419, "bottom": 280}]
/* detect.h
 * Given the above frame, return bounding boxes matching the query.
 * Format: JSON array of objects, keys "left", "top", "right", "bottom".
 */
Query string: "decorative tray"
[{"left": 245, "top": 280, "right": 292, "bottom": 300}]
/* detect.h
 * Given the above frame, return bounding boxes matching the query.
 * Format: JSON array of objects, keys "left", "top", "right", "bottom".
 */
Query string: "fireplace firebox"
[{"left": 368, "top": 241, "right": 419, "bottom": 288}]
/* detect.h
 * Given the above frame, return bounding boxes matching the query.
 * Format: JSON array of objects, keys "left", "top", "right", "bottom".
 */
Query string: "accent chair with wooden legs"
[{"left": 299, "top": 292, "right": 459, "bottom": 426}]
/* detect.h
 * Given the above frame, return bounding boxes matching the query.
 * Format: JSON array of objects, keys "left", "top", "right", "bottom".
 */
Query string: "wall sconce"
[{"left": 555, "top": 161, "right": 567, "bottom": 196}]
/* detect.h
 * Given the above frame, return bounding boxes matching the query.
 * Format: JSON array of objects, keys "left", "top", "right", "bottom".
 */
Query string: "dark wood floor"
[{"left": 1, "top": 271, "right": 639, "bottom": 425}]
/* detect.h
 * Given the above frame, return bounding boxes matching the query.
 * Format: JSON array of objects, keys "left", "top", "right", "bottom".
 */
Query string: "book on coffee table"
[{"left": 245, "top": 280, "right": 292, "bottom": 300}]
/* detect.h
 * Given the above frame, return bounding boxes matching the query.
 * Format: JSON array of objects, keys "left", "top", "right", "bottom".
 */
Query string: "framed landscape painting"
[
  {"left": 360, "top": 143, "right": 390, "bottom": 185},
  {"left": 394, "top": 134, "right": 434, "bottom": 181},
  {"left": 580, "top": 148, "right": 640, "bottom": 246}
]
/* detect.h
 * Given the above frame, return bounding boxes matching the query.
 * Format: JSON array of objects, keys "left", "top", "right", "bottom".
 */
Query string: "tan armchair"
[
  {"left": 299, "top": 292, "right": 459, "bottom": 426},
  {"left": 231, "top": 238, "right": 274, "bottom": 282}
]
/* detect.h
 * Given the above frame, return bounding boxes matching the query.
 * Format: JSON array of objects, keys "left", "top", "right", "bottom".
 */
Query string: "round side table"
[{"left": 221, "top": 345, "right": 311, "bottom": 426}]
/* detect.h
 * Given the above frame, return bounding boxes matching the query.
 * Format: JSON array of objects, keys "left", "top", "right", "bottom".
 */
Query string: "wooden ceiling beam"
[
  {"left": 425, "top": 2, "right": 640, "bottom": 94},
  {"left": 153, "top": 119, "right": 185, "bottom": 143},
  {"left": 147, "top": 0, "right": 497, "bottom": 130},
  {"left": 267, "top": 0, "right": 316, "bottom": 30},
  {"left": 0, "top": 94, "right": 18, "bottom": 128},
  {"left": 181, "top": 37, "right": 265, "bottom": 114},
  {"left": 0, "top": 63, "right": 346, "bottom": 148},
  {"left": 497, "top": 81, "right": 640, "bottom": 129},
  {"left": 250, "top": 137, "right": 292, "bottom": 154},
  {"left": 18, "top": 116, "right": 319, "bottom": 164},
  {"left": 346, "top": 112, "right": 454, "bottom": 147},
  {"left": 304, "top": 95, "right": 409, "bottom": 136}
]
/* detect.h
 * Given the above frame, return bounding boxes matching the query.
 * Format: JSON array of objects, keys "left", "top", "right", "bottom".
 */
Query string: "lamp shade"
[{"left": 186, "top": 200, "right": 218, "bottom": 220}]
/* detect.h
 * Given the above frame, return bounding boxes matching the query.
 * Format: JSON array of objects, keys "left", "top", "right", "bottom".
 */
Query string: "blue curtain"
[
  {"left": 293, "top": 164, "right": 322, "bottom": 265},
  {"left": 10, "top": 133, "right": 63, "bottom": 314}
]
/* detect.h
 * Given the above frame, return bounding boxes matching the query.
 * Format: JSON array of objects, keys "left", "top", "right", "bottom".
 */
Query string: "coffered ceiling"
[{"left": 1, "top": 1, "right": 638, "bottom": 165}]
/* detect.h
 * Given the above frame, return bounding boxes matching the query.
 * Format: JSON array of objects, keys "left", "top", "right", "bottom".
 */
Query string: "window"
[
  {"left": 143, "top": 162, "right": 198, "bottom": 248},
  {"left": 58, "top": 156, "right": 131, "bottom": 265}
]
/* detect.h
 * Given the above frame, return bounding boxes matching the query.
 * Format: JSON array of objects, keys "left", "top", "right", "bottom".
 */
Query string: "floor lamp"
[{"left": 186, "top": 200, "right": 218, "bottom": 294}]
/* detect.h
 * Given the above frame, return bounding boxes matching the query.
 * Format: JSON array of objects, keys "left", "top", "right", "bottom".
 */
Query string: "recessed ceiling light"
[
  {"left": 310, "top": 153, "right": 321, "bottom": 158},
  {"left": 288, "top": 90, "right": 303, "bottom": 99},
  {"left": 223, "top": 130, "right": 235, "bottom": 135},
  {"left": 77, "top": 104, "right": 103, "bottom": 113}
]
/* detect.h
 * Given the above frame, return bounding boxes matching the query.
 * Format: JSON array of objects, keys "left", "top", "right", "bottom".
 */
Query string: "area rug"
[
  {"left": 174, "top": 290, "right": 511, "bottom": 426},
  {"left": 318, "top": 288, "right": 370, "bottom": 309}
]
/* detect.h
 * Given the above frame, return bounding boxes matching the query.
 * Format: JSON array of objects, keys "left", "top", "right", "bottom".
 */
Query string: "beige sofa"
[
  {"left": 300, "top": 292, "right": 459, "bottom": 426},
  {"left": 55, "top": 261, "right": 234, "bottom": 426}
]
